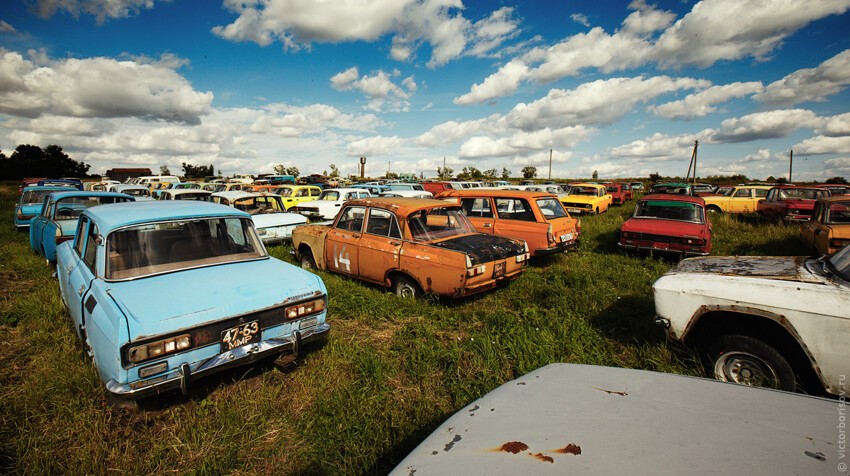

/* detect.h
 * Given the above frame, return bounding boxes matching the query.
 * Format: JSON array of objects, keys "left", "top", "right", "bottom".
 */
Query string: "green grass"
[{"left": 0, "top": 184, "right": 808, "bottom": 474}]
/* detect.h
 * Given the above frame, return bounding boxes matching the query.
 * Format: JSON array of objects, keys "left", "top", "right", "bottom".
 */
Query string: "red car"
[
  {"left": 757, "top": 185, "right": 831, "bottom": 223},
  {"left": 819, "top": 183, "right": 849, "bottom": 196},
  {"left": 620, "top": 182, "right": 634, "bottom": 201},
  {"left": 619, "top": 194, "right": 711, "bottom": 257},
  {"left": 604, "top": 183, "right": 626, "bottom": 205}
]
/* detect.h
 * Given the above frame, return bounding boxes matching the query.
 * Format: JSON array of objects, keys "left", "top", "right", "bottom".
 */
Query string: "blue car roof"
[
  {"left": 84, "top": 201, "right": 251, "bottom": 234},
  {"left": 48, "top": 191, "right": 134, "bottom": 201},
  {"left": 22, "top": 185, "right": 77, "bottom": 193}
]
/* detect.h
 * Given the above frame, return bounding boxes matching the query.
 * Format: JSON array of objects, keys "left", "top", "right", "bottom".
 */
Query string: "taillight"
[
  {"left": 830, "top": 239, "right": 849, "bottom": 249},
  {"left": 681, "top": 237, "right": 705, "bottom": 245},
  {"left": 547, "top": 224, "right": 554, "bottom": 244}
]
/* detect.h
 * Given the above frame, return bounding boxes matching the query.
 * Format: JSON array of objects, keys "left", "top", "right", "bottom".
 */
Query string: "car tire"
[
  {"left": 393, "top": 275, "right": 422, "bottom": 299},
  {"left": 707, "top": 335, "right": 796, "bottom": 391},
  {"left": 299, "top": 249, "right": 316, "bottom": 270},
  {"left": 706, "top": 205, "right": 721, "bottom": 214}
]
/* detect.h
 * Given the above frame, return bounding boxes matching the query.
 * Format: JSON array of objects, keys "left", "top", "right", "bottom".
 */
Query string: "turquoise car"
[
  {"left": 55, "top": 201, "right": 330, "bottom": 402},
  {"left": 29, "top": 191, "right": 135, "bottom": 263},
  {"left": 14, "top": 185, "right": 79, "bottom": 228}
]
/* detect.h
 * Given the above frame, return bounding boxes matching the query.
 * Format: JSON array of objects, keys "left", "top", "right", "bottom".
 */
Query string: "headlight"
[
  {"left": 127, "top": 334, "right": 192, "bottom": 363},
  {"left": 285, "top": 298, "right": 326, "bottom": 319}
]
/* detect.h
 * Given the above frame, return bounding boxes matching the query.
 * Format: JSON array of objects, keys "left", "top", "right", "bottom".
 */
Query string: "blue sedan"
[
  {"left": 30, "top": 191, "right": 135, "bottom": 263},
  {"left": 56, "top": 201, "right": 330, "bottom": 402},
  {"left": 14, "top": 185, "right": 78, "bottom": 228}
]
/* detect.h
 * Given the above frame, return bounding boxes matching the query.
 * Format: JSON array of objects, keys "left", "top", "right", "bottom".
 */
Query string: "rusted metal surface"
[
  {"left": 670, "top": 255, "right": 815, "bottom": 281},
  {"left": 390, "top": 363, "right": 837, "bottom": 475}
]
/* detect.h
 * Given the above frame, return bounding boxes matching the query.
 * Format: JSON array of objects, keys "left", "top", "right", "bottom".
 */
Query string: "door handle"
[
  {"left": 483, "top": 223, "right": 492, "bottom": 227},
  {"left": 78, "top": 285, "right": 85, "bottom": 296},
  {"left": 390, "top": 241, "right": 401, "bottom": 246}
]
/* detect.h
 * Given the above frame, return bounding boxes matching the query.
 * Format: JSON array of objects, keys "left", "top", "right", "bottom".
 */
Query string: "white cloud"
[
  {"left": 649, "top": 81, "right": 764, "bottom": 119},
  {"left": 754, "top": 49, "right": 850, "bottom": 106},
  {"left": 0, "top": 49, "right": 212, "bottom": 124},
  {"left": 610, "top": 131, "right": 706, "bottom": 160},
  {"left": 794, "top": 135, "right": 850, "bottom": 155},
  {"left": 29, "top": 0, "right": 158, "bottom": 23},
  {"left": 330, "top": 66, "right": 416, "bottom": 111},
  {"left": 467, "top": 7, "right": 520, "bottom": 58},
  {"left": 713, "top": 109, "right": 820, "bottom": 143},
  {"left": 346, "top": 135, "right": 406, "bottom": 157},
  {"left": 0, "top": 21, "right": 16, "bottom": 33},
  {"left": 214, "top": 0, "right": 474, "bottom": 68},
  {"left": 455, "top": 0, "right": 849, "bottom": 104},
  {"left": 505, "top": 76, "right": 708, "bottom": 131},
  {"left": 652, "top": 0, "right": 850, "bottom": 68},
  {"left": 570, "top": 13, "right": 590, "bottom": 28},
  {"left": 458, "top": 126, "right": 591, "bottom": 158},
  {"left": 816, "top": 112, "right": 850, "bottom": 137}
]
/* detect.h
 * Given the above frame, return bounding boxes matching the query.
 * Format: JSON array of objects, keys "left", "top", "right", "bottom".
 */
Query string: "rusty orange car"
[
  {"left": 800, "top": 196, "right": 850, "bottom": 256},
  {"left": 291, "top": 198, "right": 530, "bottom": 298},
  {"left": 436, "top": 189, "right": 579, "bottom": 256}
]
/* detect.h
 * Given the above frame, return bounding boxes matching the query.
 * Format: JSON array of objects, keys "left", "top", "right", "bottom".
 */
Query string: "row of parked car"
[{"left": 10, "top": 177, "right": 848, "bottom": 406}]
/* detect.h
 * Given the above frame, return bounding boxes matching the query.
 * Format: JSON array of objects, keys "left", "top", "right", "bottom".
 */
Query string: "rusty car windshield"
[
  {"left": 106, "top": 217, "right": 266, "bottom": 280},
  {"left": 634, "top": 200, "right": 705, "bottom": 223},
  {"left": 407, "top": 208, "right": 475, "bottom": 241}
]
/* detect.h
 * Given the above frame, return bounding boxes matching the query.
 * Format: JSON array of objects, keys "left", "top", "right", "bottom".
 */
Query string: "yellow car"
[
  {"left": 800, "top": 196, "right": 850, "bottom": 256},
  {"left": 560, "top": 183, "right": 613, "bottom": 215},
  {"left": 703, "top": 185, "right": 772, "bottom": 213},
  {"left": 274, "top": 185, "right": 323, "bottom": 210}
]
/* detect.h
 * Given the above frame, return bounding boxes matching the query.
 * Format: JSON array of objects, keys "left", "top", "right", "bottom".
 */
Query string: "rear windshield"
[
  {"left": 537, "top": 197, "right": 568, "bottom": 219},
  {"left": 53, "top": 196, "right": 132, "bottom": 219},
  {"left": 634, "top": 200, "right": 705, "bottom": 223},
  {"left": 407, "top": 208, "right": 475, "bottom": 241},
  {"left": 106, "top": 217, "right": 266, "bottom": 280},
  {"left": 779, "top": 188, "right": 830, "bottom": 200},
  {"left": 20, "top": 190, "right": 55, "bottom": 205}
]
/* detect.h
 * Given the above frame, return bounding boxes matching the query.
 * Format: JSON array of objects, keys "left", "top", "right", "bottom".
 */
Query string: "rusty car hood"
[
  {"left": 430, "top": 233, "right": 525, "bottom": 265},
  {"left": 669, "top": 255, "right": 823, "bottom": 283}
]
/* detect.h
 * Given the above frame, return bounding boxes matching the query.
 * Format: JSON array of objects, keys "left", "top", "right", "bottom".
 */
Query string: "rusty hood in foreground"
[{"left": 391, "top": 364, "right": 836, "bottom": 475}]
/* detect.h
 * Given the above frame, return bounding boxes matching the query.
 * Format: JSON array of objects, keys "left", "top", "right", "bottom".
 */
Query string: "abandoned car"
[
  {"left": 289, "top": 188, "right": 372, "bottom": 221},
  {"left": 292, "top": 197, "right": 529, "bottom": 298},
  {"left": 558, "top": 183, "right": 612, "bottom": 215},
  {"left": 210, "top": 191, "right": 308, "bottom": 243},
  {"left": 756, "top": 185, "right": 831, "bottom": 223},
  {"left": 619, "top": 194, "right": 711, "bottom": 257},
  {"left": 799, "top": 196, "right": 850, "bottom": 256},
  {"left": 29, "top": 190, "right": 135, "bottom": 263},
  {"left": 437, "top": 189, "right": 579, "bottom": 256},
  {"left": 653, "top": 244, "right": 850, "bottom": 396},
  {"left": 56, "top": 201, "right": 329, "bottom": 400}
]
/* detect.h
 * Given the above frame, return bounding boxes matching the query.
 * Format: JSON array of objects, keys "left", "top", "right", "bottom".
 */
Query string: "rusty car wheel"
[
  {"left": 393, "top": 275, "right": 422, "bottom": 299},
  {"left": 299, "top": 249, "right": 316, "bottom": 270},
  {"left": 707, "top": 335, "right": 795, "bottom": 391}
]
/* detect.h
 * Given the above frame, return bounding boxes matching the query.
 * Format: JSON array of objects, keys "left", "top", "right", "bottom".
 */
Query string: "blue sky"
[{"left": 2, "top": 0, "right": 850, "bottom": 181}]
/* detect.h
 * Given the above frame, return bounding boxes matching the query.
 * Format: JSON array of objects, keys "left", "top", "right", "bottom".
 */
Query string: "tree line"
[{"left": 0, "top": 144, "right": 90, "bottom": 180}]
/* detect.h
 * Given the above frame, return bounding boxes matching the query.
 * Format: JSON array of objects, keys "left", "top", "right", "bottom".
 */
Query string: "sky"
[{"left": 1, "top": 0, "right": 850, "bottom": 182}]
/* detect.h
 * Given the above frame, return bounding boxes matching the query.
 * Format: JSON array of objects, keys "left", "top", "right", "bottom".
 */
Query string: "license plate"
[
  {"left": 494, "top": 261, "right": 506, "bottom": 278},
  {"left": 568, "top": 208, "right": 582, "bottom": 214},
  {"left": 221, "top": 321, "right": 260, "bottom": 351},
  {"left": 561, "top": 233, "right": 573, "bottom": 242}
]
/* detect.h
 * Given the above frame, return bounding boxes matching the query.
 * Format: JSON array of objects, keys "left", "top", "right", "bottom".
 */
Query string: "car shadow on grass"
[
  {"left": 588, "top": 295, "right": 666, "bottom": 346},
  {"left": 363, "top": 408, "right": 459, "bottom": 475},
  {"left": 729, "top": 236, "right": 808, "bottom": 256}
]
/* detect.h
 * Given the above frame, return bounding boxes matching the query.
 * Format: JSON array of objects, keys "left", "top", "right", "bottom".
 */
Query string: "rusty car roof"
[
  {"left": 344, "top": 197, "right": 459, "bottom": 215},
  {"left": 436, "top": 189, "right": 558, "bottom": 199}
]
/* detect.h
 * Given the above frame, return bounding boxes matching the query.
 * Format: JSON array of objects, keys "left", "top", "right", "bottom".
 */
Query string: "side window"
[
  {"left": 755, "top": 188, "right": 769, "bottom": 198},
  {"left": 365, "top": 208, "right": 401, "bottom": 239},
  {"left": 74, "top": 217, "right": 88, "bottom": 256},
  {"left": 460, "top": 198, "right": 493, "bottom": 218},
  {"left": 734, "top": 188, "right": 750, "bottom": 198},
  {"left": 311, "top": 188, "right": 321, "bottom": 197},
  {"left": 335, "top": 206, "right": 366, "bottom": 232},
  {"left": 82, "top": 222, "right": 98, "bottom": 271},
  {"left": 496, "top": 198, "right": 535, "bottom": 221}
]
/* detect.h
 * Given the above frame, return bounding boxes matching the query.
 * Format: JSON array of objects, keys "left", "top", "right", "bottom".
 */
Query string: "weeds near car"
[{"left": 0, "top": 185, "right": 808, "bottom": 474}]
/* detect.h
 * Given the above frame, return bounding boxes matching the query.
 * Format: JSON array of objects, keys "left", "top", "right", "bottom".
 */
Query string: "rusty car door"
[
  {"left": 359, "top": 207, "right": 402, "bottom": 283},
  {"left": 459, "top": 197, "right": 496, "bottom": 233},
  {"left": 325, "top": 205, "right": 364, "bottom": 276}
]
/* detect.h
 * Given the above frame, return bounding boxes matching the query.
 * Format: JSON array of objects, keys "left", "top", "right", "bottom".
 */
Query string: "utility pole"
[
  {"left": 685, "top": 140, "right": 699, "bottom": 183},
  {"left": 789, "top": 149, "right": 793, "bottom": 183},
  {"left": 548, "top": 149, "right": 552, "bottom": 180}
]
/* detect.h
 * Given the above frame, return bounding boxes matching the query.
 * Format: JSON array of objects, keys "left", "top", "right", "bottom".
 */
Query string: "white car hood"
[{"left": 670, "top": 255, "right": 824, "bottom": 284}]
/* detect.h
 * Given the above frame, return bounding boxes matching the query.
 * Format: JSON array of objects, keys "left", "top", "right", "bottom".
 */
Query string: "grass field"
[{"left": 0, "top": 182, "right": 809, "bottom": 475}]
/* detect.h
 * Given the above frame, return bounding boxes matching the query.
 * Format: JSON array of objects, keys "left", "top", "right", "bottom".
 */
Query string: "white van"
[{"left": 133, "top": 175, "right": 180, "bottom": 187}]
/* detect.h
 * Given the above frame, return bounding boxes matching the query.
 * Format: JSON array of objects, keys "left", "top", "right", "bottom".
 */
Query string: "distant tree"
[
  {"left": 649, "top": 172, "right": 661, "bottom": 183},
  {"left": 483, "top": 168, "right": 498, "bottom": 179},
  {"left": 825, "top": 176, "right": 848, "bottom": 184},
  {"left": 501, "top": 167, "right": 511, "bottom": 180},
  {"left": 385, "top": 171, "right": 399, "bottom": 179},
  {"left": 776, "top": 176, "right": 788, "bottom": 184},
  {"left": 285, "top": 166, "right": 300, "bottom": 178},
  {"left": 181, "top": 162, "right": 214, "bottom": 179},
  {"left": 0, "top": 144, "right": 90, "bottom": 179},
  {"left": 522, "top": 166, "right": 537, "bottom": 179},
  {"left": 273, "top": 164, "right": 287, "bottom": 175},
  {"left": 766, "top": 175, "right": 776, "bottom": 182},
  {"left": 329, "top": 164, "right": 340, "bottom": 178},
  {"left": 592, "top": 170, "right": 599, "bottom": 180},
  {"left": 160, "top": 165, "right": 171, "bottom": 175},
  {"left": 437, "top": 166, "right": 453, "bottom": 180}
]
